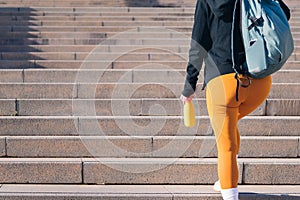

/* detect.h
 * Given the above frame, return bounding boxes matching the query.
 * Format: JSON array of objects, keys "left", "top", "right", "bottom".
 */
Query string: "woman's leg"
[
  {"left": 206, "top": 74, "right": 240, "bottom": 189},
  {"left": 206, "top": 73, "right": 272, "bottom": 190},
  {"left": 235, "top": 75, "right": 272, "bottom": 162},
  {"left": 238, "top": 75, "right": 272, "bottom": 120}
]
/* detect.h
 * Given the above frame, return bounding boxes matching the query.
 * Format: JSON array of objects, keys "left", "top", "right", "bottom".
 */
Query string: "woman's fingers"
[{"left": 180, "top": 94, "right": 194, "bottom": 104}]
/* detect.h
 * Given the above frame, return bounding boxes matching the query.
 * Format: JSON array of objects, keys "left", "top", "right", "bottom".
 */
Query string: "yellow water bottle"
[{"left": 184, "top": 101, "right": 195, "bottom": 127}]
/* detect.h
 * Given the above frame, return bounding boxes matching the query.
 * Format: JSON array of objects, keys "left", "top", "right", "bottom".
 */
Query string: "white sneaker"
[{"left": 213, "top": 180, "right": 221, "bottom": 192}]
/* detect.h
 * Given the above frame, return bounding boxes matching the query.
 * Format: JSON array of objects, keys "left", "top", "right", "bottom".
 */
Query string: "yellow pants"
[{"left": 206, "top": 73, "right": 272, "bottom": 189}]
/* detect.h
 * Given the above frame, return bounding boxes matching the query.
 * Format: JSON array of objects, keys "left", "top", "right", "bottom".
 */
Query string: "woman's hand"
[{"left": 180, "top": 94, "right": 194, "bottom": 104}]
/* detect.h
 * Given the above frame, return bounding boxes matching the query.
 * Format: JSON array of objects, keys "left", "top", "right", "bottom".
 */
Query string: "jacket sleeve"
[
  {"left": 182, "top": 0, "right": 212, "bottom": 97},
  {"left": 278, "top": 0, "right": 291, "bottom": 20}
]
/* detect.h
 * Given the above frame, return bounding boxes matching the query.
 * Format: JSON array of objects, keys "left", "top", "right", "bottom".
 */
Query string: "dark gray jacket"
[{"left": 182, "top": 0, "right": 290, "bottom": 97}]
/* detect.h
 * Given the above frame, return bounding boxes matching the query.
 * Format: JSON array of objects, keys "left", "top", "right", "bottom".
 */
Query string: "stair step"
[
  {"left": 1, "top": 69, "right": 299, "bottom": 83},
  {"left": 0, "top": 26, "right": 192, "bottom": 33},
  {"left": 0, "top": 45, "right": 300, "bottom": 54},
  {"left": 0, "top": 60, "right": 187, "bottom": 69},
  {"left": 0, "top": 38, "right": 106, "bottom": 45},
  {"left": 0, "top": 158, "right": 299, "bottom": 184},
  {"left": 0, "top": 69, "right": 23, "bottom": 83},
  {"left": 1, "top": 37, "right": 300, "bottom": 46},
  {"left": 267, "top": 99, "right": 300, "bottom": 116},
  {"left": 0, "top": 12, "right": 193, "bottom": 17},
  {"left": 0, "top": 12, "right": 299, "bottom": 20},
  {"left": 0, "top": 184, "right": 299, "bottom": 200},
  {"left": 0, "top": 116, "right": 299, "bottom": 136},
  {"left": 0, "top": 15, "right": 195, "bottom": 21},
  {"left": 0, "top": 31, "right": 192, "bottom": 39},
  {"left": 0, "top": 44, "right": 188, "bottom": 53},
  {"left": 4, "top": 32, "right": 300, "bottom": 45},
  {"left": 1, "top": 26, "right": 300, "bottom": 34},
  {"left": 1, "top": 26, "right": 300, "bottom": 33},
  {"left": 0, "top": 60, "right": 184, "bottom": 69},
  {"left": 0, "top": 45, "right": 299, "bottom": 55},
  {"left": 2, "top": 96, "right": 300, "bottom": 116},
  {"left": 0, "top": 60, "right": 299, "bottom": 70},
  {"left": 0, "top": 38, "right": 191, "bottom": 46},
  {"left": 1, "top": 14, "right": 299, "bottom": 23},
  {"left": 0, "top": 12, "right": 299, "bottom": 19},
  {"left": 1, "top": 52, "right": 300, "bottom": 62},
  {"left": 1, "top": 5, "right": 300, "bottom": 15},
  {"left": 2, "top": 98, "right": 298, "bottom": 117},
  {"left": 0, "top": 83, "right": 77, "bottom": 99},
  {"left": 0, "top": 83, "right": 299, "bottom": 99},
  {"left": 0, "top": 158, "right": 82, "bottom": 183},
  {"left": 0, "top": 52, "right": 188, "bottom": 61},
  {"left": 0, "top": 7, "right": 196, "bottom": 13},
  {"left": 0, "top": 20, "right": 195, "bottom": 27},
  {"left": 2, "top": 20, "right": 300, "bottom": 28},
  {"left": 4, "top": 136, "right": 299, "bottom": 158}
]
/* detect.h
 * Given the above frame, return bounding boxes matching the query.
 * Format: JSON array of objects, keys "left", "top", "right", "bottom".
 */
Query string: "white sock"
[{"left": 221, "top": 188, "right": 238, "bottom": 200}]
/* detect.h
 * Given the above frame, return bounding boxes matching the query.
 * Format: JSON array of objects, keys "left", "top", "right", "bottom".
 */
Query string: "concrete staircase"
[{"left": 0, "top": 0, "right": 299, "bottom": 199}]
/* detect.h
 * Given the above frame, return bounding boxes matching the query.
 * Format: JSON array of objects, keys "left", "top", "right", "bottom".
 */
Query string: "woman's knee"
[{"left": 217, "top": 139, "right": 239, "bottom": 155}]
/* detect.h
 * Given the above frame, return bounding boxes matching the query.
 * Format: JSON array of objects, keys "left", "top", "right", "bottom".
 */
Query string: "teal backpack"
[{"left": 231, "top": 0, "right": 294, "bottom": 79}]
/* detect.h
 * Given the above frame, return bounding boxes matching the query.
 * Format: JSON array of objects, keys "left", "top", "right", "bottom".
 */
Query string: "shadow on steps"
[
  {"left": 124, "top": 0, "right": 178, "bottom": 7},
  {"left": 0, "top": 7, "right": 45, "bottom": 69}
]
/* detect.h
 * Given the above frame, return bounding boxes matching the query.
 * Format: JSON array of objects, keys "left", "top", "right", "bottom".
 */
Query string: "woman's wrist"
[{"left": 180, "top": 94, "right": 194, "bottom": 104}]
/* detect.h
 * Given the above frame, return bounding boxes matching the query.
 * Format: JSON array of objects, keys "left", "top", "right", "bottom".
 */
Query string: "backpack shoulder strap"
[{"left": 278, "top": 0, "right": 290, "bottom": 20}]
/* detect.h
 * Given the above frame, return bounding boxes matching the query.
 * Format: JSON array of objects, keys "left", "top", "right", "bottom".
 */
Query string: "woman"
[{"left": 180, "top": 0, "right": 290, "bottom": 199}]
